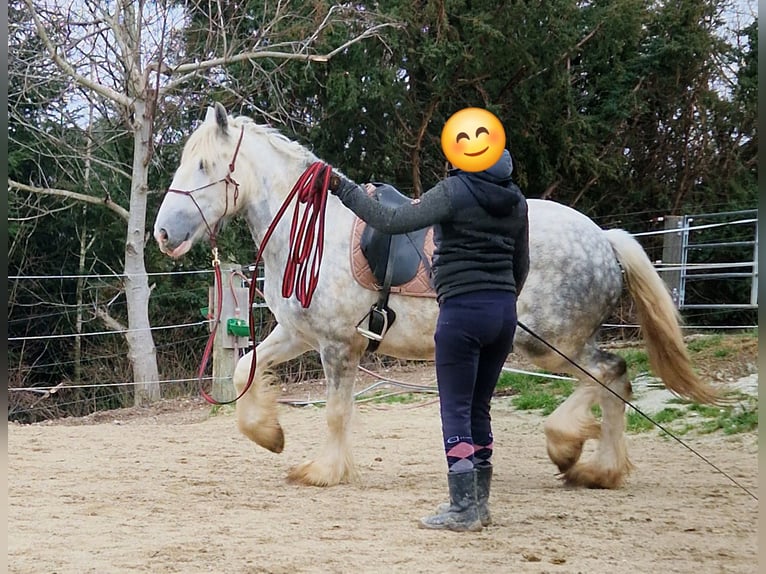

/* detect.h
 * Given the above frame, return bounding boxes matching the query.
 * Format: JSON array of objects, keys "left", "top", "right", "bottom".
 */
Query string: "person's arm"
[
  {"left": 329, "top": 175, "right": 453, "bottom": 234},
  {"left": 513, "top": 198, "right": 530, "bottom": 296}
]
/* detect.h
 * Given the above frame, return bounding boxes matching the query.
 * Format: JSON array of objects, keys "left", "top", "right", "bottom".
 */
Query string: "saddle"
[{"left": 353, "top": 183, "right": 434, "bottom": 351}]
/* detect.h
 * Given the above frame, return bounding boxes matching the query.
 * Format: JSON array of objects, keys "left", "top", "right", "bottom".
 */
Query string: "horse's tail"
[{"left": 604, "top": 229, "right": 721, "bottom": 405}]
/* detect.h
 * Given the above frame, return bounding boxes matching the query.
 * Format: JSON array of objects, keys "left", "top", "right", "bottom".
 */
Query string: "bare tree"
[{"left": 9, "top": 0, "right": 396, "bottom": 405}]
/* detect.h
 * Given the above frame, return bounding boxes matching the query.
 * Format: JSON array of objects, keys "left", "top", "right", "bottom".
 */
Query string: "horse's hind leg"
[
  {"left": 288, "top": 342, "right": 363, "bottom": 486},
  {"left": 555, "top": 350, "right": 634, "bottom": 489},
  {"left": 233, "top": 324, "right": 312, "bottom": 453}
]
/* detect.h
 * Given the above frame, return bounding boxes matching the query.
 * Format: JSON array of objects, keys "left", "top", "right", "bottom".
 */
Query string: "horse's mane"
[
  {"left": 182, "top": 112, "right": 318, "bottom": 167},
  {"left": 234, "top": 116, "right": 318, "bottom": 164},
  {"left": 229, "top": 116, "right": 317, "bottom": 162}
]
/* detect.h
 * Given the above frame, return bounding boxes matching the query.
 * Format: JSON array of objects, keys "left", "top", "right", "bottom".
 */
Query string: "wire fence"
[
  {"left": 8, "top": 214, "right": 758, "bottom": 343},
  {"left": 8, "top": 216, "right": 756, "bottom": 284}
]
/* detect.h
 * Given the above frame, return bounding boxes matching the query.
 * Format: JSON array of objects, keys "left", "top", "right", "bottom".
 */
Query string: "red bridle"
[{"left": 164, "top": 126, "right": 246, "bottom": 247}]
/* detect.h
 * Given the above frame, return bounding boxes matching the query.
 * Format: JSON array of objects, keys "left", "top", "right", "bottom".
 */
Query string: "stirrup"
[{"left": 355, "top": 305, "right": 389, "bottom": 342}]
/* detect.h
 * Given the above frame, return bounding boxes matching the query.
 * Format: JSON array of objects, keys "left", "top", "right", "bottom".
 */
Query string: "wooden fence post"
[
  {"left": 208, "top": 263, "right": 251, "bottom": 403},
  {"left": 661, "top": 215, "right": 684, "bottom": 308}
]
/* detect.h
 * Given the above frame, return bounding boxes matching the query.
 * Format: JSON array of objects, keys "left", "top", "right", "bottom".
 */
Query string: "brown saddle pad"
[{"left": 349, "top": 217, "right": 436, "bottom": 298}]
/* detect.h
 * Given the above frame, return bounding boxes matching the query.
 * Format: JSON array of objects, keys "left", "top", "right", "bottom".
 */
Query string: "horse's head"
[{"left": 154, "top": 102, "right": 245, "bottom": 258}]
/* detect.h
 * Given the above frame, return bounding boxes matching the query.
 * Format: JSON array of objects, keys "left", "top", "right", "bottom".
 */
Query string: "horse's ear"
[
  {"left": 204, "top": 106, "right": 216, "bottom": 124},
  {"left": 214, "top": 102, "right": 229, "bottom": 133}
]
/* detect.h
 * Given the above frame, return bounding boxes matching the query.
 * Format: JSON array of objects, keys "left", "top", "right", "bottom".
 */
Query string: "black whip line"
[{"left": 516, "top": 321, "right": 757, "bottom": 502}]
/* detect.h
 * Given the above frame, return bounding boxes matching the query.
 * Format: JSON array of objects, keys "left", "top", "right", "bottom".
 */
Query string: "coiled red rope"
[
  {"left": 279, "top": 162, "right": 331, "bottom": 308},
  {"left": 201, "top": 161, "right": 333, "bottom": 405}
]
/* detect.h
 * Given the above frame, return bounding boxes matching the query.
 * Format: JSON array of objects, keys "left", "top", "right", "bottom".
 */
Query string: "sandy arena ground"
[{"left": 8, "top": 377, "right": 758, "bottom": 574}]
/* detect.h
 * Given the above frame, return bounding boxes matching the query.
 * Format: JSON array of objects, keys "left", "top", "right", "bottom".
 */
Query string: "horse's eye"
[{"left": 198, "top": 159, "right": 205, "bottom": 172}]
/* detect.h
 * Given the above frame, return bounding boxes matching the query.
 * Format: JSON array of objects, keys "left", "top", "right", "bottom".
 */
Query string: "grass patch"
[
  {"left": 711, "top": 408, "right": 758, "bottom": 434},
  {"left": 626, "top": 397, "right": 758, "bottom": 436},
  {"left": 615, "top": 349, "right": 651, "bottom": 379},
  {"left": 686, "top": 334, "right": 724, "bottom": 353},
  {"left": 689, "top": 401, "right": 758, "bottom": 435},
  {"left": 496, "top": 371, "right": 574, "bottom": 416},
  {"left": 365, "top": 391, "right": 422, "bottom": 405},
  {"left": 687, "top": 403, "right": 723, "bottom": 418},
  {"left": 626, "top": 407, "right": 685, "bottom": 433},
  {"left": 653, "top": 407, "right": 686, "bottom": 424},
  {"left": 496, "top": 332, "right": 758, "bottom": 436},
  {"left": 495, "top": 371, "right": 536, "bottom": 393},
  {"left": 498, "top": 369, "right": 757, "bottom": 437},
  {"left": 626, "top": 410, "right": 655, "bottom": 433},
  {"left": 615, "top": 331, "right": 757, "bottom": 382},
  {"left": 512, "top": 392, "right": 561, "bottom": 415},
  {"left": 209, "top": 403, "right": 236, "bottom": 416}
]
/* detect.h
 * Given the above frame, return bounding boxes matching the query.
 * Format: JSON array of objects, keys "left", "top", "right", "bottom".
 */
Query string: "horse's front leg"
[
  {"left": 233, "top": 324, "right": 312, "bottom": 453},
  {"left": 288, "top": 341, "right": 364, "bottom": 486}
]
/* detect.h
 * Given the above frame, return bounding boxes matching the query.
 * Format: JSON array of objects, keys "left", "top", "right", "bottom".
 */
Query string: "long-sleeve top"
[{"left": 333, "top": 150, "right": 529, "bottom": 302}]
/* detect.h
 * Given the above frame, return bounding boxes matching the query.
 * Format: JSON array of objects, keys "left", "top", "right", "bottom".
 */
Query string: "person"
[{"left": 329, "top": 148, "right": 529, "bottom": 532}]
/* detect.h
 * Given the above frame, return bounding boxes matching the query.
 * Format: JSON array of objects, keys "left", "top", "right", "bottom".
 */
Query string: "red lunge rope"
[{"left": 200, "top": 161, "right": 333, "bottom": 405}]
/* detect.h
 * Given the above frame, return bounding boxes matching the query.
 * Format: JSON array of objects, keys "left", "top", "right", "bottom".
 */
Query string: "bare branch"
[
  {"left": 22, "top": 0, "right": 133, "bottom": 108},
  {"left": 95, "top": 306, "right": 127, "bottom": 332},
  {"left": 161, "top": 22, "right": 402, "bottom": 94},
  {"left": 9, "top": 204, "right": 75, "bottom": 222},
  {"left": 8, "top": 179, "right": 130, "bottom": 221}
]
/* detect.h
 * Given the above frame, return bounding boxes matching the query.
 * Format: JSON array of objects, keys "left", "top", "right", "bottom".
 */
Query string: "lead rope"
[{"left": 200, "top": 161, "right": 333, "bottom": 405}]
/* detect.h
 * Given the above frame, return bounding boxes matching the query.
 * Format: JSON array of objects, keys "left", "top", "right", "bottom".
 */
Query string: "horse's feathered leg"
[
  {"left": 548, "top": 349, "right": 634, "bottom": 489},
  {"left": 233, "top": 324, "right": 312, "bottom": 453},
  {"left": 287, "top": 341, "right": 364, "bottom": 486}
]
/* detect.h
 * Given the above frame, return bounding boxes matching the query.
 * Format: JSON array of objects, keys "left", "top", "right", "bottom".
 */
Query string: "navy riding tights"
[{"left": 434, "top": 290, "right": 518, "bottom": 473}]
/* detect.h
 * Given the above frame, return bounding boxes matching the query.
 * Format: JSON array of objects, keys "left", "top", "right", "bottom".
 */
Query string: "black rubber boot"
[
  {"left": 419, "top": 470, "right": 483, "bottom": 532},
  {"left": 475, "top": 465, "right": 492, "bottom": 526},
  {"left": 436, "top": 465, "right": 493, "bottom": 526}
]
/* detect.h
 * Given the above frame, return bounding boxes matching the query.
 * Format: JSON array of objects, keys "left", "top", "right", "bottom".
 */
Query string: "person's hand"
[
  {"left": 364, "top": 183, "right": 376, "bottom": 194},
  {"left": 329, "top": 172, "right": 342, "bottom": 193}
]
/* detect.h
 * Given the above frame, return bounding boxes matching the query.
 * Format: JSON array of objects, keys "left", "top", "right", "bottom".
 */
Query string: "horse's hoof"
[
  {"left": 239, "top": 419, "right": 284, "bottom": 453},
  {"left": 259, "top": 423, "right": 285, "bottom": 453},
  {"left": 561, "top": 459, "right": 631, "bottom": 489},
  {"left": 544, "top": 416, "right": 602, "bottom": 470},
  {"left": 287, "top": 461, "right": 340, "bottom": 487},
  {"left": 546, "top": 440, "right": 584, "bottom": 473},
  {"left": 286, "top": 459, "right": 359, "bottom": 487}
]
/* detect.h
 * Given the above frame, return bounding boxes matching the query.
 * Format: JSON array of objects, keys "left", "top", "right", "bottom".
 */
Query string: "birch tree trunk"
[{"left": 126, "top": 98, "right": 160, "bottom": 405}]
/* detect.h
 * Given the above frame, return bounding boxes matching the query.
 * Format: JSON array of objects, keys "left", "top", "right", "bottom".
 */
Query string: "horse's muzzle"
[{"left": 154, "top": 228, "right": 192, "bottom": 258}]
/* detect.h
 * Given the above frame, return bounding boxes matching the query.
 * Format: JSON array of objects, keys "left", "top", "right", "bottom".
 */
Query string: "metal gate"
[{"left": 667, "top": 209, "right": 759, "bottom": 310}]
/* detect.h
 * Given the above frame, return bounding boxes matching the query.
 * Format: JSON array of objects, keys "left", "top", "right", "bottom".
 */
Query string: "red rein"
[{"left": 201, "top": 161, "right": 333, "bottom": 405}]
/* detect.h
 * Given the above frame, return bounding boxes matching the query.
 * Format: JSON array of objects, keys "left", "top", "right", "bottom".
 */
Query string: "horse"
[{"left": 153, "top": 102, "right": 719, "bottom": 489}]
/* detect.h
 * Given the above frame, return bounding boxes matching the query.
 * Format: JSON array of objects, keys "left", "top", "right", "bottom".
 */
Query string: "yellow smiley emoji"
[{"left": 441, "top": 108, "right": 506, "bottom": 172}]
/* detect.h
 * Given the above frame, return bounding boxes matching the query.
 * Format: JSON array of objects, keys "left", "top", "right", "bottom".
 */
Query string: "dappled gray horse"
[{"left": 154, "top": 103, "right": 718, "bottom": 488}]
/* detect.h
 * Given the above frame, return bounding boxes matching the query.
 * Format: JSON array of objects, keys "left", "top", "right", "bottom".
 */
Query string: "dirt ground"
[{"left": 8, "top": 358, "right": 759, "bottom": 574}]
